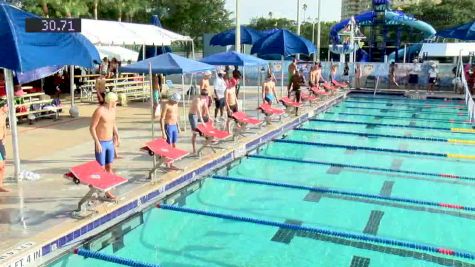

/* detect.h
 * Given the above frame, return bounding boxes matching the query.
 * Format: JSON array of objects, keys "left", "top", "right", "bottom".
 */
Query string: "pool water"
[{"left": 50, "top": 94, "right": 475, "bottom": 267}]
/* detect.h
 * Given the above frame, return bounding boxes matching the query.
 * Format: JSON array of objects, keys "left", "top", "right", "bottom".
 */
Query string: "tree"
[
  {"left": 249, "top": 17, "right": 296, "bottom": 31},
  {"left": 155, "top": 0, "right": 232, "bottom": 48},
  {"left": 403, "top": 0, "right": 475, "bottom": 31}
]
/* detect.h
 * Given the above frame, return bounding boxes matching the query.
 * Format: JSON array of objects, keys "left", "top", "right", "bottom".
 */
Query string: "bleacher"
[
  {"left": 2, "top": 91, "right": 61, "bottom": 122},
  {"left": 76, "top": 74, "right": 150, "bottom": 103}
]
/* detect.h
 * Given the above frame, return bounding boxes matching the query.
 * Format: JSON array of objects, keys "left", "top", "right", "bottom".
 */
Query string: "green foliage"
[
  {"left": 19, "top": 0, "right": 232, "bottom": 47},
  {"left": 403, "top": 0, "right": 475, "bottom": 31}
]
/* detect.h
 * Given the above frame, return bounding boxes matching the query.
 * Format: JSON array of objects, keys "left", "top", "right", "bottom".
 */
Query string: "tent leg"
[
  {"left": 242, "top": 67, "right": 246, "bottom": 111},
  {"left": 5, "top": 69, "right": 20, "bottom": 181},
  {"left": 149, "top": 64, "right": 154, "bottom": 139},
  {"left": 182, "top": 75, "right": 186, "bottom": 133},
  {"left": 281, "top": 56, "right": 284, "bottom": 98},
  {"left": 69, "top": 65, "right": 79, "bottom": 117}
]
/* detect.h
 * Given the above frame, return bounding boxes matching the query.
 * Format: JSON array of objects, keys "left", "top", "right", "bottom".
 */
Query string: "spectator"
[
  {"left": 427, "top": 63, "right": 438, "bottom": 95},
  {"left": 232, "top": 65, "right": 242, "bottom": 98}
]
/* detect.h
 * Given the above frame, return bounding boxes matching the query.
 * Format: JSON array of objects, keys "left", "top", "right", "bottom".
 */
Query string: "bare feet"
[
  {"left": 0, "top": 186, "right": 10, "bottom": 192},
  {"left": 105, "top": 191, "right": 117, "bottom": 200}
]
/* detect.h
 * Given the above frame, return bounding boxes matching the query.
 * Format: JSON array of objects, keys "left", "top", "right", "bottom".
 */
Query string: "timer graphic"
[{"left": 25, "top": 18, "right": 81, "bottom": 33}]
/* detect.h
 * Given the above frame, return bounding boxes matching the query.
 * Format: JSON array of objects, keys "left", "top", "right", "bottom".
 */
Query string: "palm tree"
[
  {"left": 303, "top": 3, "right": 307, "bottom": 23},
  {"left": 268, "top": 11, "right": 273, "bottom": 19}
]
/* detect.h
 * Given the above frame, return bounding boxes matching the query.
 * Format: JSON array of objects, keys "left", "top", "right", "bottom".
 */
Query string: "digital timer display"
[{"left": 25, "top": 18, "right": 81, "bottom": 33}]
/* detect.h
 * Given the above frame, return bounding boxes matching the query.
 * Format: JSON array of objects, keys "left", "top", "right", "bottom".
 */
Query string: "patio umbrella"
[
  {"left": 210, "top": 26, "right": 263, "bottom": 46},
  {"left": 251, "top": 29, "right": 316, "bottom": 96},
  {"left": 0, "top": 2, "right": 100, "bottom": 180},
  {"left": 200, "top": 51, "right": 267, "bottom": 107},
  {"left": 120, "top": 52, "right": 215, "bottom": 135},
  {"left": 438, "top": 20, "right": 475, "bottom": 41}
]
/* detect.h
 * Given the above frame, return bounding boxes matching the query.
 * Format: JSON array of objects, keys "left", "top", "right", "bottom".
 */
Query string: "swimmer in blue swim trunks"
[
  {"left": 161, "top": 92, "right": 181, "bottom": 148},
  {"left": 262, "top": 73, "right": 277, "bottom": 105},
  {"left": 90, "top": 92, "right": 119, "bottom": 199}
]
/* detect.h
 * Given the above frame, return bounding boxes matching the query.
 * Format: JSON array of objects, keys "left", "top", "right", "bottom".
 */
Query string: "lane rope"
[
  {"left": 212, "top": 175, "right": 475, "bottom": 212},
  {"left": 248, "top": 154, "right": 475, "bottom": 182},
  {"left": 325, "top": 112, "right": 469, "bottom": 124},
  {"left": 309, "top": 118, "right": 451, "bottom": 131},
  {"left": 274, "top": 139, "right": 475, "bottom": 161},
  {"left": 296, "top": 128, "right": 475, "bottom": 146},
  {"left": 348, "top": 95, "right": 463, "bottom": 104},
  {"left": 345, "top": 99, "right": 465, "bottom": 109},
  {"left": 158, "top": 204, "right": 475, "bottom": 260},
  {"left": 74, "top": 248, "right": 160, "bottom": 267},
  {"left": 338, "top": 105, "right": 464, "bottom": 116}
]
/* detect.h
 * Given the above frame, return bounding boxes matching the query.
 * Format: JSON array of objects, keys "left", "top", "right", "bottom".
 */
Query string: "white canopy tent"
[
  {"left": 96, "top": 46, "right": 139, "bottom": 62},
  {"left": 81, "top": 19, "right": 193, "bottom": 45},
  {"left": 68, "top": 19, "right": 195, "bottom": 114},
  {"left": 419, "top": 43, "right": 475, "bottom": 57}
]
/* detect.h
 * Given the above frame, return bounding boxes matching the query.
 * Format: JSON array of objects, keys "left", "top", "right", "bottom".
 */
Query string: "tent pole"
[
  {"left": 69, "top": 65, "right": 75, "bottom": 108},
  {"left": 5, "top": 69, "right": 20, "bottom": 181},
  {"left": 281, "top": 55, "right": 284, "bottom": 98},
  {"left": 149, "top": 63, "right": 154, "bottom": 139},
  {"left": 182, "top": 75, "right": 186, "bottom": 133},
  {"left": 191, "top": 40, "right": 196, "bottom": 59},
  {"left": 257, "top": 66, "right": 261, "bottom": 120},
  {"left": 242, "top": 66, "right": 246, "bottom": 110}
]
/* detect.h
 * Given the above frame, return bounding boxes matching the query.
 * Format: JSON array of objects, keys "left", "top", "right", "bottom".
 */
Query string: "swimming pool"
[{"left": 49, "top": 94, "right": 475, "bottom": 267}]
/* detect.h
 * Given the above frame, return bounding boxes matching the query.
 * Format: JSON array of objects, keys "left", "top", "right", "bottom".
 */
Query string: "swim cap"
[
  {"left": 170, "top": 92, "right": 181, "bottom": 102},
  {"left": 104, "top": 92, "right": 118, "bottom": 103}
]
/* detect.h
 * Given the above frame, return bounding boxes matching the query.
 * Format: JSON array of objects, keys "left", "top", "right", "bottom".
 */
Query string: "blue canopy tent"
[
  {"left": 210, "top": 26, "right": 263, "bottom": 47},
  {"left": 438, "top": 20, "right": 475, "bottom": 41},
  {"left": 0, "top": 2, "right": 100, "bottom": 180},
  {"left": 200, "top": 51, "right": 267, "bottom": 107},
  {"left": 251, "top": 29, "right": 316, "bottom": 95},
  {"left": 120, "top": 52, "right": 214, "bottom": 134}
]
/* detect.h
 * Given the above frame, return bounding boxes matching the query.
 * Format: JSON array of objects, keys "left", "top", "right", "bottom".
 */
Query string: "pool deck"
[{"left": 0, "top": 87, "right": 351, "bottom": 267}]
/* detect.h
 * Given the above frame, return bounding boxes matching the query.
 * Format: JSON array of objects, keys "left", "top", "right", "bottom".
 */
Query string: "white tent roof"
[
  {"left": 81, "top": 19, "right": 192, "bottom": 46},
  {"left": 96, "top": 46, "right": 139, "bottom": 62},
  {"left": 419, "top": 43, "right": 475, "bottom": 57}
]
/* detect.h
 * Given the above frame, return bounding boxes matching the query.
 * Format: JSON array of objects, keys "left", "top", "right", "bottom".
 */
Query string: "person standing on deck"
[
  {"left": 161, "top": 93, "right": 181, "bottom": 148},
  {"left": 263, "top": 73, "right": 277, "bottom": 105},
  {"left": 90, "top": 92, "right": 119, "bottom": 200},
  {"left": 200, "top": 71, "right": 213, "bottom": 110},
  {"left": 96, "top": 72, "right": 107, "bottom": 105},
  {"left": 213, "top": 72, "right": 227, "bottom": 122},
  {"left": 189, "top": 89, "right": 210, "bottom": 154},
  {"left": 0, "top": 101, "right": 8, "bottom": 192},
  {"left": 152, "top": 74, "right": 162, "bottom": 119},
  {"left": 225, "top": 80, "right": 239, "bottom": 132},
  {"left": 232, "top": 66, "right": 242, "bottom": 98},
  {"left": 289, "top": 69, "right": 305, "bottom": 115},
  {"left": 287, "top": 59, "right": 298, "bottom": 91},
  {"left": 427, "top": 63, "right": 438, "bottom": 95},
  {"left": 309, "top": 65, "right": 318, "bottom": 88},
  {"left": 389, "top": 62, "right": 399, "bottom": 89}
]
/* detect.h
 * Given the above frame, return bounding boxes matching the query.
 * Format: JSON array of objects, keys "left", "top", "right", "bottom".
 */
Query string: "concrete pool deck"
[{"left": 0, "top": 87, "right": 351, "bottom": 266}]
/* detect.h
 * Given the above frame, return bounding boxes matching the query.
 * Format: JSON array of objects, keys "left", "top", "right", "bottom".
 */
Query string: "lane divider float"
[
  {"left": 344, "top": 99, "right": 465, "bottom": 110},
  {"left": 337, "top": 105, "right": 464, "bottom": 116},
  {"left": 158, "top": 204, "right": 475, "bottom": 260},
  {"left": 309, "top": 118, "right": 451, "bottom": 131},
  {"left": 74, "top": 248, "right": 160, "bottom": 267},
  {"left": 325, "top": 112, "right": 469, "bottom": 124},
  {"left": 274, "top": 139, "right": 475, "bottom": 160},
  {"left": 212, "top": 175, "right": 475, "bottom": 212},
  {"left": 248, "top": 154, "right": 474, "bottom": 182},
  {"left": 348, "top": 95, "right": 464, "bottom": 105}
]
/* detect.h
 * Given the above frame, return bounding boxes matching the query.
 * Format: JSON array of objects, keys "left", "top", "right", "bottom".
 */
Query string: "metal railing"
[{"left": 458, "top": 56, "right": 475, "bottom": 123}]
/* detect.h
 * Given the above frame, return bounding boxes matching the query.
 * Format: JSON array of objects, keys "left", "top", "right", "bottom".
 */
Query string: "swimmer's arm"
[
  {"left": 160, "top": 105, "right": 167, "bottom": 137},
  {"left": 113, "top": 120, "right": 119, "bottom": 145},
  {"left": 197, "top": 101, "right": 204, "bottom": 125},
  {"left": 89, "top": 109, "right": 101, "bottom": 144}
]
